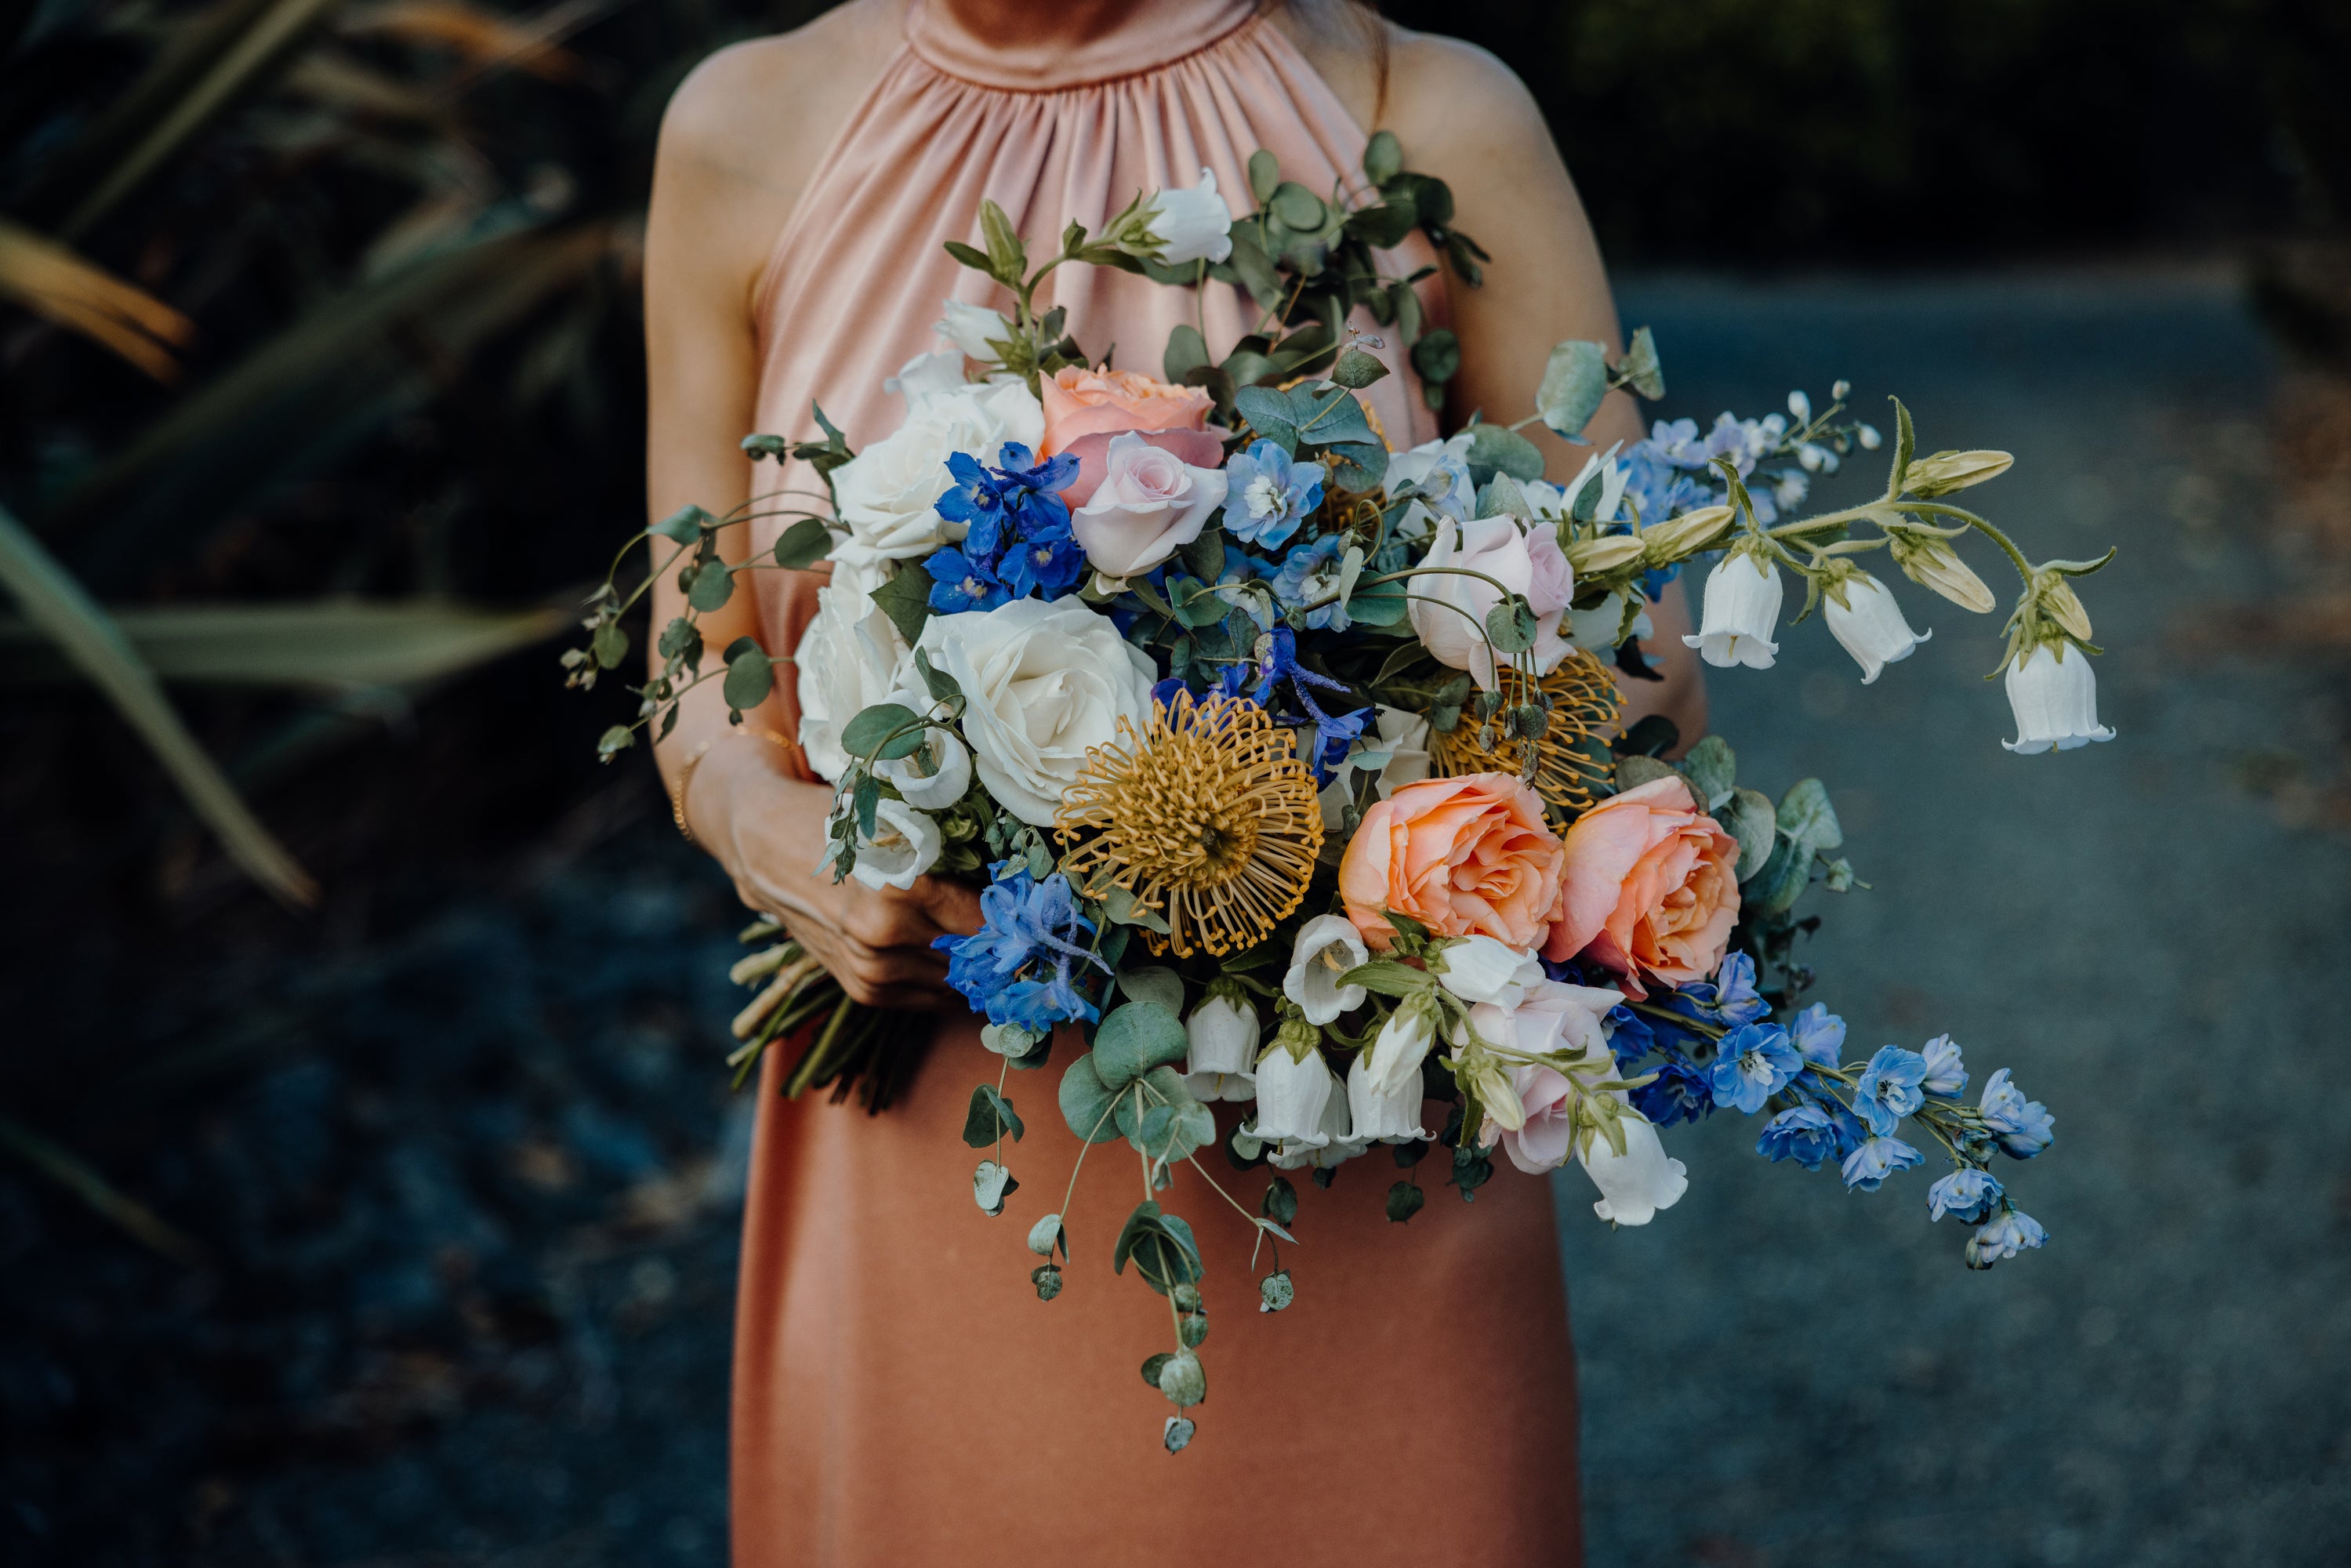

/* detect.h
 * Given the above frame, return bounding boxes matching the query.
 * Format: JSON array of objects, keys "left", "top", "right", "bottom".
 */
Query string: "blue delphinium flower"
[
  {"left": 1221, "top": 441, "right": 1325, "bottom": 548},
  {"left": 1298, "top": 702, "right": 1371, "bottom": 787},
  {"left": 1977, "top": 1068, "right": 2055, "bottom": 1158},
  {"left": 1855, "top": 1044, "right": 1930, "bottom": 1136},
  {"left": 924, "top": 546, "right": 1010, "bottom": 613},
  {"left": 1841, "top": 1134, "right": 1924, "bottom": 1192},
  {"left": 1631, "top": 1051, "right": 1715, "bottom": 1127},
  {"left": 1605, "top": 1003, "right": 1659, "bottom": 1072},
  {"left": 1271, "top": 535, "right": 1352, "bottom": 632},
  {"left": 1757, "top": 1103, "right": 1863, "bottom": 1171},
  {"left": 1790, "top": 1003, "right": 1846, "bottom": 1069},
  {"left": 926, "top": 442, "right": 1083, "bottom": 611},
  {"left": 1965, "top": 1205, "right": 2048, "bottom": 1267},
  {"left": 1927, "top": 1167, "right": 2004, "bottom": 1223},
  {"left": 934, "top": 863, "right": 1106, "bottom": 1029},
  {"left": 1918, "top": 1033, "right": 1968, "bottom": 1097},
  {"left": 1666, "top": 951, "right": 1768, "bottom": 1028},
  {"left": 1709, "top": 1022, "right": 1801, "bottom": 1114}
]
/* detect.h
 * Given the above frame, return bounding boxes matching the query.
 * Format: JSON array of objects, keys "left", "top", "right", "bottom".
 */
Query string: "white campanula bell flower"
[
  {"left": 1346, "top": 1054, "right": 1431, "bottom": 1143},
  {"left": 1271, "top": 1076, "right": 1362, "bottom": 1170},
  {"left": 1135, "top": 169, "right": 1234, "bottom": 266},
  {"left": 1431, "top": 935, "right": 1544, "bottom": 1011},
  {"left": 1246, "top": 1040, "right": 1337, "bottom": 1148},
  {"left": 874, "top": 728, "right": 971, "bottom": 810},
  {"left": 2002, "top": 641, "right": 2115, "bottom": 754},
  {"left": 1360, "top": 1000, "right": 1438, "bottom": 1099},
  {"left": 1682, "top": 548, "right": 1783, "bottom": 670},
  {"left": 848, "top": 797, "right": 941, "bottom": 891},
  {"left": 1823, "top": 571, "right": 1929, "bottom": 684},
  {"left": 1183, "top": 988, "right": 1260, "bottom": 1103},
  {"left": 1281, "top": 914, "right": 1370, "bottom": 1025},
  {"left": 1581, "top": 1112, "right": 1689, "bottom": 1226}
]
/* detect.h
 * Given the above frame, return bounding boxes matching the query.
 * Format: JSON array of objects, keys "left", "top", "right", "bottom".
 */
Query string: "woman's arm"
[
  {"left": 1286, "top": 16, "right": 1709, "bottom": 746},
  {"left": 644, "top": 16, "right": 980, "bottom": 1007}
]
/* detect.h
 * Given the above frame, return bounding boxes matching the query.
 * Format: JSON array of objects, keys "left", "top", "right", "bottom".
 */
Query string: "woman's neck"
[{"left": 930, "top": 0, "right": 1177, "bottom": 49}]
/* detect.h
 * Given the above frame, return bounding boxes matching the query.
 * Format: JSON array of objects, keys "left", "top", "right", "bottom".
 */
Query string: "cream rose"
[
  {"left": 911, "top": 597, "right": 1156, "bottom": 826},
  {"left": 829, "top": 381, "right": 1043, "bottom": 572},
  {"left": 796, "top": 574, "right": 912, "bottom": 785},
  {"left": 1070, "top": 432, "right": 1229, "bottom": 578}
]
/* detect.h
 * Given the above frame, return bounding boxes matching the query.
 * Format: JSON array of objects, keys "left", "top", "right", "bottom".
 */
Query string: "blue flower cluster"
[
  {"left": 1154, "top": 627, "right": 1369, "bottom": 787},
  {"left": 924, "top": 443, "right": 1084, "bottom": 612},
  {"left": 933, "top": 861, "right": 1108, "bottom": 1033},
  {"left": 1221, "top": 440, "right": 1324, "bottom": 549},
  {"left": 1606, "top": 953, "right": 2053, "bottom": 1268}
]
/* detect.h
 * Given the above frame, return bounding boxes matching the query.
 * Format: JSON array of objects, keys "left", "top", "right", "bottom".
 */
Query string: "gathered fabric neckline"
[{"left": 903, "top": 0, "right": 1263, "bottom": 93}]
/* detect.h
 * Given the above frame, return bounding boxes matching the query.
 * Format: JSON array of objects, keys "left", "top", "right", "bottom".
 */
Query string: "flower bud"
[
  {"left": 1822, "top": 571, "right": 1929, "bottom": 684},
  {"left": 936, "top": 298, "right": 1011, "bottom": 362},
  {"left": 2001, "top": 641, "right": 2114, "bottom": 755},
  {"left": 1639, "top": 503, "right": 1735, "bottom": 564},
  {"left": 1563, "top": 533, "right": 1646, "bottom": 575},
  {"left": 1430, "top": 935, "right": 1544, "bottom": 1009},
  {"left": 1886, "top": 528, "right": 1996, "bottom": 614},
  {"left": 1903, "top": 448, "right": 2014, "bottom": 498},
  {"left": 2041, "top": 577, "right": 2093, "bottom": 642},
  {"left": 1361, "top": 999, "right": 1439, "bottom": 1098},
  {"left": 875, "top": 728, "right": 971, "bottom": 809}
]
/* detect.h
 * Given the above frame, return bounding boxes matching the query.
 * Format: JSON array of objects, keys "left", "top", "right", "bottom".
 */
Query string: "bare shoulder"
[
  {"left": 1379, "top": 28, "right": 1554, "bottom": 169},
  {"left": 1268, "top": 9, "right": 1553, "bottom": 177},
  {"left": 654, "top": 2, "right": 902, "bottom": 240}
]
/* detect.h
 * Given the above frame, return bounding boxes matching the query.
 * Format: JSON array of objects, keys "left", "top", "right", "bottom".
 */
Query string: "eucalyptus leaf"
[
  {"left": 1485, "top": 597, "right": 1538, "bottom": 655},
  {"left": 914, "top": 647, "right": 960, "bottom": 702},
  {"left": 1163, "top": 323, "right": 1210, "bottom": 386},
  {"left": 1537, "top": 339, "right": 1609, "bottom": 439},
  {"left": 1246, "top": 148, "right": 1281, "bottom": 205},
  {"left": 688, "top": 561, "right": 735, "bottom": 612},
  {"left": 1259, "top": 1269, "right": 1295, "bottom": 1312},
  {"left": 961, "top": 1083, "right": 1025, "bottom": 1148},
  {"left": 1722, "top": 786, "right": 1779, "bottom": 881},
  {"left": 1233, "top": 385, "right": 1297, "bottom": 452},
  {"left": 1361, "top": 129, "right": 1402, "bottom": 184},
  {"left": 1616, "top": 753, "right": 1681, "bottom": 793},
  {"left": 1058, "top": 1052, "right": 1125, "bottom": 1143},
  {"left": 1466, "top": 422, "right": 1545, "bottom": 485},
  {"left": 1409, "top": 328, "right": 1460, "bottom": 386},
  {"left": 1115, "top": 966, "right": 1186, "bottom": 1016},
  {"left": 1330, "top": 346, "right": 1390, "bottom": 389},
  {"left": 1776, "top": 778, "right": 1845, "bottom": 852},
  {"left": 720, "top": 639, "right": 772, "bottom": 709},
  {"left": 1678, "top": 735, "right": 1737, "bottom": 810},
  {"left": 839, "top": 702, "right": 919, "bottom": 761},
  {"left": 650, "top": 504, "right": 710, "bottom": 544},
  {"left": 771, "top": 517, "right": 833, "bottom": 571},
  {"left": 1747, "top": 834, "right": 1814, "bottom": 916},
  {"left": 1619, "top": 325, "right": 1667, "bottom": 401},
  {"left": 972, "top": 1160, "right": 1016, "bottom": 1215},
  {"left": 1093, "top": 1001, "right": 1188, "bottom": 1088},
  {"left": 1387, "top": 1180, "right": 1426, "bottom": 1223}
]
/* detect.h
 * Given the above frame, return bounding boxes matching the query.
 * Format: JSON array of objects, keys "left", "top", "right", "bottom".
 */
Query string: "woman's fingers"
[{"left": 914, "top": 873, "right": 985, "bottom": 938}]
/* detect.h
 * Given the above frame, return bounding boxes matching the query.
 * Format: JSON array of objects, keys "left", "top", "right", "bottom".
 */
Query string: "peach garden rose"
[
  {"left": 1544, "top": 773, "right": 1740, "bottom": 996},
  {"left": 1040, "top": 365, "right": 1224, "bottom": 506},
  {"left": 1338, "top": 772, "right": 1566, "bottom": 951}
]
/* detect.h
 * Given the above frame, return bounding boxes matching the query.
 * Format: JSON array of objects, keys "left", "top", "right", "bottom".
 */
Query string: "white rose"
[
  {"left": 796, "top": 575, "right": 911, "bottom": 785},
  {"left": 1070, "top": 432, "right": 1228, "bottom": 578},
  {"left": 829, "top": 381, "right": 1043, "bottom": 572},
  {"left": 875, "top": 728, "right": 971, "bottom": 809},
  {"left": 1406, "top": 515, "right": 1569, "bottom": 691},
  {"left": 937, "top": 298, "right": 1013, "bottom": 362},
  {"left": 910, "top": 597, "right": 1155, "bottom": 826},
  {"left": 849, "top": 797, "right": 941, "bottom": 891}
]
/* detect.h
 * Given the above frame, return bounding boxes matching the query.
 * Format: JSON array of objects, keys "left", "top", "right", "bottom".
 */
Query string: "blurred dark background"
[{"left": 2, "top": 1, "right": 2347, "bottom": 1563}]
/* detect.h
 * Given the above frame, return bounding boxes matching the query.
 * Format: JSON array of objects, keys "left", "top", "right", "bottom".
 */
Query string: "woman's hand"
[{"left": 690, "top": 735, "right": 985, "bottom": 1011}]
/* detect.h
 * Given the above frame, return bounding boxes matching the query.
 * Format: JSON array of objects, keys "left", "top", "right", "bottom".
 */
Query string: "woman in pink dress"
[{"left": 641, "top": 2, "right": 1703, "bottom": 1561}]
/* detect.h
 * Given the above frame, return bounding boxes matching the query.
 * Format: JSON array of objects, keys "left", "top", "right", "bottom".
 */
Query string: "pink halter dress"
[{"left": 732, "top": 5, "right": 1584, "bottom": 1562}]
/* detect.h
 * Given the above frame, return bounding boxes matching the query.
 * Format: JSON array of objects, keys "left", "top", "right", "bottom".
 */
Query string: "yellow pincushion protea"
[
  {"left": 1429, "top": 648, "right": 1622, "bottom": 820},
  {"left": 1054, "top": 691, "right": 1325, "bottom": 959}
]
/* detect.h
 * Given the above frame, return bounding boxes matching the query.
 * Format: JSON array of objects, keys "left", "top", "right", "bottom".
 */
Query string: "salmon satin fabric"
[{"left": 731, "top": 5, "right": 1583, "bottom": 1563}]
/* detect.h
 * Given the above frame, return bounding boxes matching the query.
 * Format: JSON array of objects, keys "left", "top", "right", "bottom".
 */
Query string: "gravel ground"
[{"left": 4, "top": 264, "right": 2343, "bottom": 1566}]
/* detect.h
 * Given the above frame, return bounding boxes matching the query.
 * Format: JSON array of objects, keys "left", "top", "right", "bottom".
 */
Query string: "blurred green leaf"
[
  {"left": 0, "top": 599, "right": 570, "bottom": 688},
  {"left": 0, "top": 502, "right": 315, "bottom": 906}
]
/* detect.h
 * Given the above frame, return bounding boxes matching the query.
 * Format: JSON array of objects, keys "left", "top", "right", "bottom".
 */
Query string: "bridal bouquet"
[{"left": 571, "top": 136, "right": 2109, "bottom": 1450}]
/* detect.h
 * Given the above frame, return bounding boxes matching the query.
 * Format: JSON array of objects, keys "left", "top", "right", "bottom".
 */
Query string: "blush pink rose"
[
  {"left": 1041, "top": 366, "right": 1222, "bottom": 507},
  {"left": 1070, "top": 433, "right": 1228, "bottom": 577},
  {"left": 1338, "top": 772, "right": 1566, "bottom": 951},
  {"left": 1543, "top": 773, "right": 1740, "bottom": 997}
]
